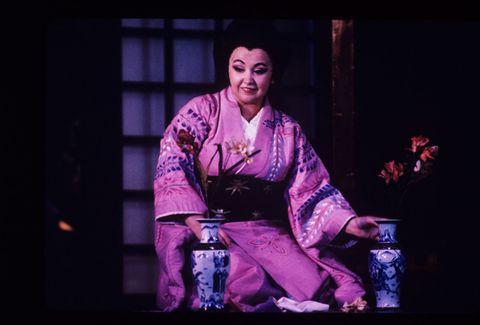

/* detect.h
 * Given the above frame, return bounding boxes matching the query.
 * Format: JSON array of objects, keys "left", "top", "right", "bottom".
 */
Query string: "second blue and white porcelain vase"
[
  {"left": 368, "top": 219, "right": 406, "bottom": 309},
  {"left": 191, "top": 218, "right": 230, "bottom": 311}
]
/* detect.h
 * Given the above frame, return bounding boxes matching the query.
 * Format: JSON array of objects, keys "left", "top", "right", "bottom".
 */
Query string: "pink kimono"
[{"left": 154, "top": 87, "right": 365, "bottom": 312}]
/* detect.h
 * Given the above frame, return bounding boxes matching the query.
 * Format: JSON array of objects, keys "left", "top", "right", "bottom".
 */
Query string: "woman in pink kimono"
[{"left": 154, "top": 20, "right": 381, "bottom": 312}]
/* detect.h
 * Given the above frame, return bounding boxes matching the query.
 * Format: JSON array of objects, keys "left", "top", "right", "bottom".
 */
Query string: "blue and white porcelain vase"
[
  {"left": 191, "top": 218, "right": 230, "bottom": 311},
  {"left": 368, "top": 219, "right": 406, "bottom": 309}
]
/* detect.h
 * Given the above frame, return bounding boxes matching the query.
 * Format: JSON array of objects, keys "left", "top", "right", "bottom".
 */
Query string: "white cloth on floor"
[{"left": 273, "top": 297, "right": 330, "bottom": 313}]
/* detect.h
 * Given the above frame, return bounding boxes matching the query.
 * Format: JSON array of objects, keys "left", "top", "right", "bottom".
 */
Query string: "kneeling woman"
[{"left": 154, "top": 20, "right": 381, "bottom": 312}]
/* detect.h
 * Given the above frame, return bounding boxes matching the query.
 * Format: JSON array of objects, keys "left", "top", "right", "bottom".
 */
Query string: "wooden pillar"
[{"left": 331, "top": 20, "right": 355, "bottom": 202}]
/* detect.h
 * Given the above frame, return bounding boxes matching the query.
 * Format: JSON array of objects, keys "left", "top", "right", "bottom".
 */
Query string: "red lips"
[{"left": 241, "top": 87, "right": 257, "bottom": 94}]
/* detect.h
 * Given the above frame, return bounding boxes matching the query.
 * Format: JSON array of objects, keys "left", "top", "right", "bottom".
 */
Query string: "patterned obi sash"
[{"left": 206, "top": 175, "right": 289, "bottom": 223}]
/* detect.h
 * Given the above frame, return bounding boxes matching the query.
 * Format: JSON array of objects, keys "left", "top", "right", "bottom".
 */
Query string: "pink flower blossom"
[
  {"left": 225, "top": 137, "right": 254, "bottom": 157},
  {"left": 414, "top": 160, "right": 422, "bottom": 172},
  {"left": 225, "top": 137, "right": 241, "bottom": 154},
  {"left": 342, "top": 296, "right": 367, "bottom": 312},
  {"left": 225, "top": 137, "right": 255, "bottom": 164}
]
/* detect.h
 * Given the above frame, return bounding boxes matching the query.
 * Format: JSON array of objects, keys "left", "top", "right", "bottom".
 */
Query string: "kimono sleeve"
[
  {"left": 154, "top": 99, "right": 210, "bottom": 221},
  {"left": 286, "top": 125, "right": 358, "bottom": 250}
]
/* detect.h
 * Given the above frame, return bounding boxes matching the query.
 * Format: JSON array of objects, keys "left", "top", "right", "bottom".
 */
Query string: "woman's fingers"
[
  {"left": 183, "top": 215, "right": 206, "bottom": 240},
  {"left": 346, "top": 216, "right": 384, "bottom": 240},
  {"left": 219, "top": 228, "right": 232, "bottom": 248},
  {"left": 184, "top": 215, "right": 232, "bottom": 247}
]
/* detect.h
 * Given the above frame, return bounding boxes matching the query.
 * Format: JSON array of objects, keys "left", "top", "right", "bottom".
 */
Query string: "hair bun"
[{"left": 213, "top": 20, "right": 292, "bottom": 87}]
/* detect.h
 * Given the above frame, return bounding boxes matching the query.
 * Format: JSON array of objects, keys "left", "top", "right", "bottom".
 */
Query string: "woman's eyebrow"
[{"left": 231, "top": 60, "right": 267, "bottom": 67}]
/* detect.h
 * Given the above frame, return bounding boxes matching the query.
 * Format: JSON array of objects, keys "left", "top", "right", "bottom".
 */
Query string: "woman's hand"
[
  {"left": 184, "top": 215, "right": 232, "bottom": 247},
  {"left": 345, "top": 216, "right": 387, "bottom": 241}
]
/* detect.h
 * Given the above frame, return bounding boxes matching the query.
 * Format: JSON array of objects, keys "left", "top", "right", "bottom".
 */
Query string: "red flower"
[
  {"left": 420, "top": 146, "right": 436, "bottom": 162},
  {"left": 177, "top": 129, "right": 195, "bottom": 146},
  {"left": 379, "top": 169, "right": 392, "bottom": 185},
  {"left": 176, "top": 129, "right": 197, "bottom": 155},
  {"left": 378, "top": 135, "right": 439, "bottom": 219},
  {"left": 392, "top": 162, "right": 405, "bottom": 182},
  {"left": 408, "top": 135, "right": 429, "bottom": 153},
  {"left": 379, "top": 161, "right": 404, "bottom": 185}
]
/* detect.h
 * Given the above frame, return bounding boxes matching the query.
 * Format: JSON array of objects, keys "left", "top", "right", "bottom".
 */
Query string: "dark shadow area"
[{"left": 350, "top": 20, "right": 479, "bottom": 313}]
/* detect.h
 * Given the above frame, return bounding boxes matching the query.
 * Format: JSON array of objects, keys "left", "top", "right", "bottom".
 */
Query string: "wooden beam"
[{"left": 331, "top": 20, "right": 355, "bottom": 202}]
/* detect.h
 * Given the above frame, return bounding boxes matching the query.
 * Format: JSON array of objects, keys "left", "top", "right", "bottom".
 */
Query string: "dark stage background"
[{"left": 41, "top": 19, "right": 478, "bottom": 313}]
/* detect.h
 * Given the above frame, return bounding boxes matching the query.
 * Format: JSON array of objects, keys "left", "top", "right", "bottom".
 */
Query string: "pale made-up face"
[{"left": 228, "top": 47, "right": 274, "bottom": 111}]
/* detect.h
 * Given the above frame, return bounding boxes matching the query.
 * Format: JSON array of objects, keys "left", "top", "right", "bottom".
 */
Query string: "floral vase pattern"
[
  {"left": 191, "top": 218, "right": 230, "bottom": 311},
  {"left": 368, "top": 219, "right": 406, "bottom": 309}
]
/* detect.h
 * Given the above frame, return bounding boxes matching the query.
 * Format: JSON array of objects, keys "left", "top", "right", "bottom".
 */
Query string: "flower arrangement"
[
  {"left": 176, "top": 129, "right": 260, "bottom": 217},
  {"left": 378, "top": 135, "right": 439, "bottom": 218}
]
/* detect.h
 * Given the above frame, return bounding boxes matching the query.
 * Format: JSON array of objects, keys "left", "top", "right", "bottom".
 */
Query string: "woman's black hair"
[{"left": 213, "top": 20, "right": 292, "bottom": 88}]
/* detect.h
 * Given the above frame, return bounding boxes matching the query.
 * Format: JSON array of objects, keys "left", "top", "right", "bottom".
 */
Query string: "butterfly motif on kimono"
[{"left": 247, "top": 235, "right": 288, "bottom": 255}]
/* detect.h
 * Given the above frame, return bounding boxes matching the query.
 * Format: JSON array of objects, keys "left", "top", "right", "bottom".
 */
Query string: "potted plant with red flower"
[
  {"left": 378, "top": 135, "right": 439, "bottom": 218},
  {"left": 368, "top": 135, "right": 439, "bottom": 309}
]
